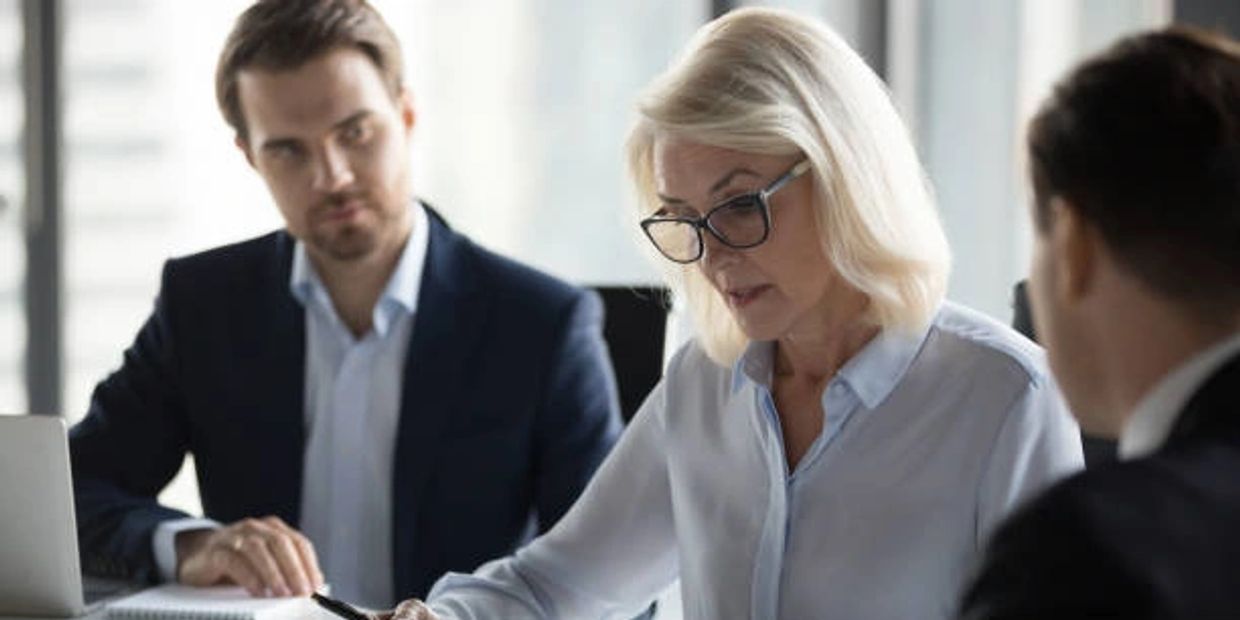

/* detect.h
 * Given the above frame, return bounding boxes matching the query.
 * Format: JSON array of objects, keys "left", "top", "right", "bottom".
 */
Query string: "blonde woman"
[{"left": 381, "top": 8, "right": 1082, "bottom": 619}]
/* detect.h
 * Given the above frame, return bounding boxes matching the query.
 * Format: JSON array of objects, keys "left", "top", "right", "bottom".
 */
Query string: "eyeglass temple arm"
[{"left": 763, "top": 159, "right": 812, "bottom": 197}]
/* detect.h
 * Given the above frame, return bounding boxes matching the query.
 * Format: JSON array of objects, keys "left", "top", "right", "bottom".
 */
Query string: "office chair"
[
  {"left": 1012, "top": 281, "right": 1117, "bottom": 468},
  {"left": 592, "top": 285, "right": 671, "bottom": 424}
]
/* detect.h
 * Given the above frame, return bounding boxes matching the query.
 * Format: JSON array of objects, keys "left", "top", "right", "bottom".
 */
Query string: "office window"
[
  {"left": 63, "top": 0, "right": 274, "bottom": 427},
  {"left": 903, "top": 0, "right": 1169, "bottom": 321},
  {"left": 0, "top": 0, "right": 23, "bottom": 415},
  {"left": 62, "top": 0, "right": 272, "bottom": 514},
  {"left": 388, "top": 0, "right": 702, "bottom": 284},
  {"left": 735, "top": 0, "right": 886, "bottom": 72}
]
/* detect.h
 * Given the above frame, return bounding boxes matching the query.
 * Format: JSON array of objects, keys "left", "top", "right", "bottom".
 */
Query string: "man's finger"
[
  {"left": 261, "top": 515, "right": 292, "bottom": 530},
  {"left": 268, "top": 534, "right": 313, "bottom": 595},
  {"left": 290, "top": 530, "right": 325, "bottom": 589},
  {"left": 260, "top": 517, "right": 324, "bottom": 589},
  {"left": 212, "top": 545, "right": 264, "bottom": 597},
  {"left": 234, "top": 518, "right": 309, "bottom": 596},
  {"left": 233, "top": 535, "right": 290, "bottom": 597}
]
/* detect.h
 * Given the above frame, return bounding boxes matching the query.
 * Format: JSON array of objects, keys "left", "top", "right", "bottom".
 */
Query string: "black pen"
[{"left": 312, "top": 592, "right": 370, "bottom": 620}]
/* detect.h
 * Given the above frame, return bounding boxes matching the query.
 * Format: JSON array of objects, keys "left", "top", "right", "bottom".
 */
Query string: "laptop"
[{"left": 0, "top": 415, "right": 132, "bottom": 617}]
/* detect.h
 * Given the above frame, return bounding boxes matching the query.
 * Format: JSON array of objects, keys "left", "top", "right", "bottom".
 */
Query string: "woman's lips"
[{"left": 726, "top": 284, "right": 772, "bottom": 308}]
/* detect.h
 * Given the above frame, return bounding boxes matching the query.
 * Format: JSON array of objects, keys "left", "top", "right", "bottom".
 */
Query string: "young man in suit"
[
  {"left": 961, "top": 27, "right": 1240, "bottom": 618},
  {"left": 69, "top": 0, "right": 622, "bottom": 609}
]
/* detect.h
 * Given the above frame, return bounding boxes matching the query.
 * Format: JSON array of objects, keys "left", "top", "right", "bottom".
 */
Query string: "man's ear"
[
  {"left": 1049, "top": 197, "right": 1096, "bottom": 303},
  {"left": 399, "top": 89, "right": 416, "bottom": 136},
  {"left": 235, "top": 134, "right": 256, "bottom": 169}
]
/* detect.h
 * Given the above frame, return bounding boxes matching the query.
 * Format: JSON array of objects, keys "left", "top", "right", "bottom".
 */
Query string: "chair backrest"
[
  {"left": 593, "top": 285, "right": 670, "bottom": 424},
  {"left": 1012, "top": 280, "right": 1117, "bottom": 468},
  {"left": 1012, "top": 281, "right": 1036, "bottom": 344}
]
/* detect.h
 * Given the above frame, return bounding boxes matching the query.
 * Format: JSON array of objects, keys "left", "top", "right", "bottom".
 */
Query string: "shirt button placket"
[
  {"left": 752, "top": 390, "right": 789, "bottom": 620},
  {"left": 328, "top": 343, "right": 372, "bottom": 591}
]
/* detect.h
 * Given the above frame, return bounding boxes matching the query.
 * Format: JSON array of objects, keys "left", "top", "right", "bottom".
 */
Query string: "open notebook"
[{"left": 105, "top": 585, "right": 325, "bottom": 620}]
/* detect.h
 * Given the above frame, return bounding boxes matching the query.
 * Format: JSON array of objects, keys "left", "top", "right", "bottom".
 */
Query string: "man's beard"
[
  {"left": 307, "top": 191, "right": 383, "bottom": 262},
  {"left": 310, "top": 222, "right": 378, "bottom": 262}
]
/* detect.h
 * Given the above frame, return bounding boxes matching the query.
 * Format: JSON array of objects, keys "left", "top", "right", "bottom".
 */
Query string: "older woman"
[{"left": 382, "top": 8, "right": 1082, "bottom": 620}]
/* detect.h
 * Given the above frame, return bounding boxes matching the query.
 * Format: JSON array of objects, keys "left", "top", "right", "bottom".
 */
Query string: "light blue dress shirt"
[
  {"left": 151, "top": 205, "right": 428, "bottom": 609},
  {"left": 293, "top": 204, "right": 427, "bottom": 608},
  {"left": 424, "top": 302, "right": 1084, "bottom": 619}
]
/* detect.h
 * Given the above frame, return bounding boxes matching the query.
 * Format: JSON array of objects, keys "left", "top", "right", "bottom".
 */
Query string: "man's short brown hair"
[
  {"left": 1028, "top": 26, "right": 1240, "bottom": 317},
  {"left": 215, "top": 0, "right": 404, "bottom": 143}
]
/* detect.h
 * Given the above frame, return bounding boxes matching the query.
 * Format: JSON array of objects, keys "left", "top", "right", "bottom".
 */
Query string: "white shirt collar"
[
  {"left": 1119, "top": 329, "right": 1240, "bottom": 460},
  {"left": 289, "top": 201, "right": 429, "bottom": 337}
]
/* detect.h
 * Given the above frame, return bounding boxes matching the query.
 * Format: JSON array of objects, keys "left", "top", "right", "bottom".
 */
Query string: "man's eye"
[
  {"left": 342, "top": 123, "right": 370, "bottom": 144},
  {"left": 268, "top": 144, "right": 304, "bottom": 161}
]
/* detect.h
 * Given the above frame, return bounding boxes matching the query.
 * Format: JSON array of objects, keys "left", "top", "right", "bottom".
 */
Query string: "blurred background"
[{"left": 1, "top": 0, "right": 1237, "bottom": 514}]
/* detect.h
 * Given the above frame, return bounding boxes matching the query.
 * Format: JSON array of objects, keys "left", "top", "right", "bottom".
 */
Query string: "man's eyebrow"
[
  {"left": 333, "top": 110, "right": 372, "bottom": 130},
  {"left": 258, "top": 110, "right": 375, "bottom": 152}
]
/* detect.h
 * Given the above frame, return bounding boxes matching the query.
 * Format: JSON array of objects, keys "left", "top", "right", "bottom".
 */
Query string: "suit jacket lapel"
[
  {"left": 391, "top": 206, "right": 487, "bottom": 595},
  {"left": 261, "top": 231, "right": 308, "bottom": 526}
]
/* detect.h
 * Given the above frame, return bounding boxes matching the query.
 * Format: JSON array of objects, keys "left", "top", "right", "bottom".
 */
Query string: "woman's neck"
[{"left": 774, "top": 287, "right": 878, "bottom": 385}]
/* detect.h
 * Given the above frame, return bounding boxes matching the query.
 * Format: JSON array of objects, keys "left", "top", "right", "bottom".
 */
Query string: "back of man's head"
[
  {"left": 1028, "top": 27, "right": 1240, "bottom": 323},
  {"left": 215, "top": 0, "right": 404, "bottom": 143}
]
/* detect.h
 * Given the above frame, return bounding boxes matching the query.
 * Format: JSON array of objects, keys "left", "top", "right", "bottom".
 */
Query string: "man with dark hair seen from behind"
[
  {"left": 68, "top": 0, "right": 622, "bottom": 609},
  {"left": 961, "top": 26, "right": 1240, "bottom": 619}
]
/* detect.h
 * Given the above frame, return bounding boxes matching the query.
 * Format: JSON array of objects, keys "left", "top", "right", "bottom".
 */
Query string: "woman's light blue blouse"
[{"left": 426, "top": 302, "right": 1084, "bottom": 619}]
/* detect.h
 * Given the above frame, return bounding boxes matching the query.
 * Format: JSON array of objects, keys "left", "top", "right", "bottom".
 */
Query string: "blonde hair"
[{"left": 627, "top": 7, "right": 951, "bottom": 365}]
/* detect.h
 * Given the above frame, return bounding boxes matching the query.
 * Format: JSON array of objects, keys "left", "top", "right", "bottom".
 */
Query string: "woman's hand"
[{"left": 371, "top": 599, "right": 440, "bottom": 620}]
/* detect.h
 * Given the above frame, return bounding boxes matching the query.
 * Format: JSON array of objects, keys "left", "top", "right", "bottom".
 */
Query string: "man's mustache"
[{"left": 317, "top": 192, "right": 367, "bottom": 212}]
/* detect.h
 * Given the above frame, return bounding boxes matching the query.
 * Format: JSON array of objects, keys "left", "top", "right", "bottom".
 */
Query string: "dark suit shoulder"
[
  {"left": 162, "top": 230, "right": 292, "bottom": 293},
  {"left": 963, "top": 468, "right": 1159, "bottom": 618},
  {"left": 965, "top": 450, "right": 1240, "bottom": 619},
  {"left": 984, "top": 464, "right": 1159, "bottom": 573},
  {"left": 1000, "top": 439, "right": 1240, "bottom": 541},
  {"left": 461, "top": 241, "right": 591, "bottom": 321}
]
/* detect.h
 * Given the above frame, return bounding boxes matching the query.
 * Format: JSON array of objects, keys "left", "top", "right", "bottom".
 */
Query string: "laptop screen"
[{"left": 0, "top": 415, "right": 88, "bottom": 616}]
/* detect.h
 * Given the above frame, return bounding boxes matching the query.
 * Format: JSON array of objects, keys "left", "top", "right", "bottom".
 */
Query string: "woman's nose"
[{"left": 699, "top": 229, "right": 739, "bottom": 269}]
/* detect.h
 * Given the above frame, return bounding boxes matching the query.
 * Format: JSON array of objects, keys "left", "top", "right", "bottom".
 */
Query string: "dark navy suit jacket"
[
  {"left": 961, "top": 351, "right": 1240, "bottom": 619},
  {"left": 69, "top": 206, "right": 623, "bottom": 599}
]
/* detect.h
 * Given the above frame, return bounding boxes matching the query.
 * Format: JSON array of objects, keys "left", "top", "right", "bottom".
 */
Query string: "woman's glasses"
[{"left": 640, "top": 159, "right": 811, "bottom": 264}]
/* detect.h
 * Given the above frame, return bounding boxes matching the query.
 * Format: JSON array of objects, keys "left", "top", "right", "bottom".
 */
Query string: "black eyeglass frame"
[{"left": 639, "top": 158, "right": 812, "bottom": 264}]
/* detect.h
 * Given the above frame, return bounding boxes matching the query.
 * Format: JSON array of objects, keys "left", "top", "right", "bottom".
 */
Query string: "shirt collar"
[
  {"left": 837, "top": 322, "right": 932, "bottom": 409},
  {"left": 1120, "top": 329, "right": 1240, "bottom": 460},
  {"left": 731, "top": 340, "right": 775, "bottom": 394},
  {"left": 730, "top": 318, "right": 932, "bottom": 410},
  {"left": 289, "top": 201, "right": 429, "bottom": 337}
]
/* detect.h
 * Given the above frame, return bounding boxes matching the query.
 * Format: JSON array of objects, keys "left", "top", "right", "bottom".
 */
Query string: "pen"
[{"left": 311, "top": 592, "right": 370, "bottom": 620}]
